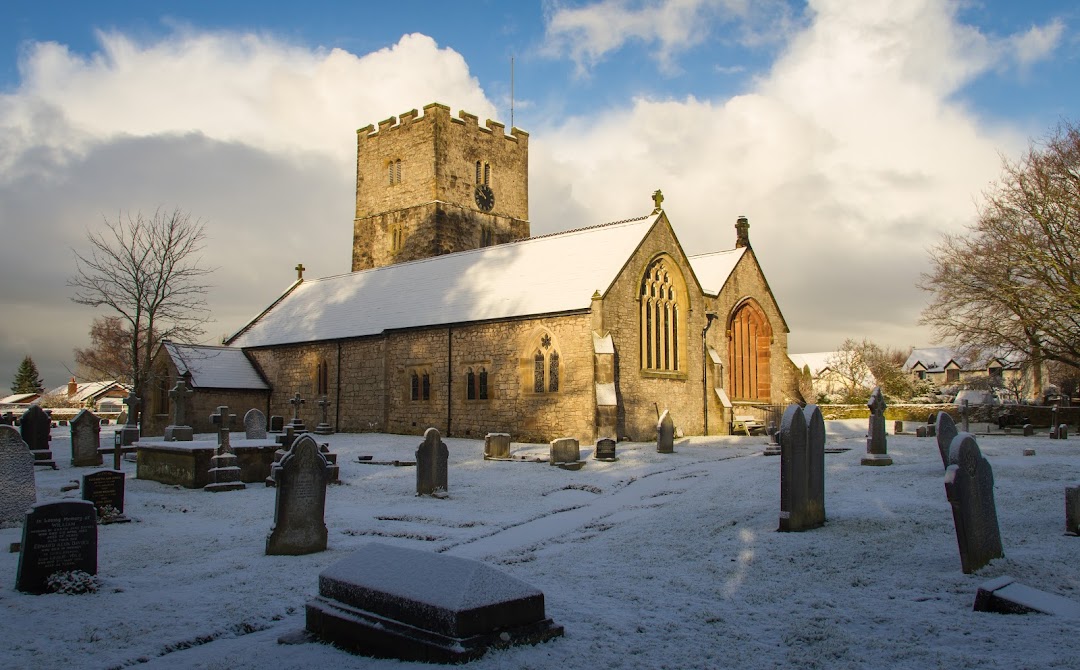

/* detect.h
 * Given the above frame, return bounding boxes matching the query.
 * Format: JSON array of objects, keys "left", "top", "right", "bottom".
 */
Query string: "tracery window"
[
  {"left": 529, "top": 331, "right": 559, "bottom": 394},
  {"left": 640, "top": 257, "right": 682, "bottom": 372}
]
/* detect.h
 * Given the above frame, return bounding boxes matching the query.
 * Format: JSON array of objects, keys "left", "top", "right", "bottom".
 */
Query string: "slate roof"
[
  {"left": 687, "top": 248, "right": 746, "bottom": 295},
  {"left": 44, "top": 381, "right": 129, "bottom": 403},
  {"left": 162, "top": 342, "right": 269, "bottom": 390},
  {"left": 228, "top": 214, "right": 662, "bottom": 349}
]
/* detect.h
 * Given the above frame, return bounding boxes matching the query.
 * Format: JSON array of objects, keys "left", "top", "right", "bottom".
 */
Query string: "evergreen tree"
[{"left": 12, "top": 356, "right": 44, "bottom": 394}]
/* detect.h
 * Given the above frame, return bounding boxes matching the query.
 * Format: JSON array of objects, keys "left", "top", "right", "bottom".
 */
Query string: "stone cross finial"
[
  {"left": 209, "top": 405, "right": 236, "bottom": 451},
  {"left": 122, "top": 392, "right": 141, "bottom": 427},
  {"left": 651, "top": 189, "right": 664, "bottom": 213},
  {"left": 318, "top": 396, "right": 331, "bottom": 421},
  {"left": 289, "top": 393, "right": 305, "bottom": 421},
  {"left": 295, "top": 263, "right": 306, "bottom": 280},
  {"left": 168, "top": 380, "right": 194, "bottom": 426}
]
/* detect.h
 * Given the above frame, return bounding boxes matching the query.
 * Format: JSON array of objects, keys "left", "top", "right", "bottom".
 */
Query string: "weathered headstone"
[
  {"left": 16, "top": 500, "right": 97, "bottom": 594},
  {"left": 244, "top": 408, "right": 268, "bottom": 439},
  {"left": 484, "top": 433, "right": 511, "bottom": 459},
  {"left": 314, "top": 396, "right": 333, "bottom": 435},
  {"left": 164, "top": 380, "right": 195, "bottom": 441},
  {"left": 0, "top": 412, "right": 14, "bottom": 425},
  {"left": 549, "top": 437, "right": 581, "bottom": 466},
  {"left": 416, "top": 427, "right": 448, "bottom": 495},
  {"left": 973, "top": 575, "right": 1080, "bottom": 618},
  {"left": 657, "top": 410, "right": 675, "bottom": 454},
  {"left": 69, "top": 409, "right": 103, "bottom": 467},
  {"left": 82, "top": 469, "right": 128, "bottom": 523},
  {"left": 20, "top": 405, "right": 56, "bottom": 468},
  {"left": 287, "top": 392, "right": 306, "bottom": 432},
  {"left": 1066, "top": 486, "right": 1080, "bottom": 536},
  {"left": 935, "top": 412, "right": 958, "bottom": 469},
  {"left": 300, "top": 543, "right": 564, "bottom": 662},
  {"left": 266, "top": 434, "right": 330, "bottom": 555},
  {"left": 594, "top": 437, "right": 617, "bottom": 462},
  {"left": 861, "top": 386, "right": 892, "bottom": 466},
  {"left": 894, "top": 420, "right": 904, "bottom": 434},
  {"left": 779, "top": 404, "right": 826, "bottom": 532},
  {"left": 1058, "top": 424, "right": 1069, "bottom": 440},
  {"left": 205, "top": 406, "right": 245, "bottom": 492},
  {"left": 925, "top": 414, "right": 937, "bottom": 438},
  {"left": 960, "top": 399, "right": 971, "bottom": 433},
  {"left": 269, "top": 415, "right": 284, "bottom": 432},
  {"left": 1023, "top": 424, "right": 1034, "bottom": 437},
  {"left": 118, "top": 391, "right": 141, "bottom": 446},
  {"left": 945, "top": 433, "right": 1004, "bottom": 574},
  {"left": 0, "top": 426, "right": 36, "bottom": 526}
]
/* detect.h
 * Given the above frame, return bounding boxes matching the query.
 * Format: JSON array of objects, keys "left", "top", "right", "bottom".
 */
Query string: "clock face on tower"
[{"left": 474, "top": 183, "right": 495, "bottom": 212}]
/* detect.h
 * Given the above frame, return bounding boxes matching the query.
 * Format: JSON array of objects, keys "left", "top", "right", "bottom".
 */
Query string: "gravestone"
[
  {"left": 915, "top": 426, "right": 927, "bottom": 438},
  {"left": 269, "top": 415, "right": 284, "bottom": 433},
  {"left": 266, "top": 434, "right": 330, "bottom": 555},
  {"left": 1023, "top": 424, "right": 1034, "bottom": 437},
  {"left": 1066, "top": 486, "right": 1080, "bottom": 536},
  {"left": 657, "top": 410, "right": 675, "bottom": 454},
  {"left": 20, "top": 405, "right": 56, "bottom": 469},
  {"left": 244, "top": 408, "right": 268, "bottom": 440},
  {"left": 0, "top": 426, "right": 37, "bottom": 526},
  {"left": 205, "top": 406, "right": 246, "bottom": 492},
  {"left": 415, "top": 427, "right": 448, "bottom": 496},
  {"left": 164, "top": 380, "right": 195, "bottom": 441},
  {"left": 1058, "top": 424, "right": 1069, "bottom": 440},
  {"left": 894, "top": 420, "right": 904, "bottom": 434},
  {"left": 549, "top": 437, "right": 581, "bottom": 466},
  {"left": 16, "top": 500, "right": 97, "bottom": 594},
  {"left": 118, "top": 391, "right": 141, "bottom": 447},
  {"left": 594, "top": 437, "right": 617, "bottom": 462},
  {"left": 925, "top": 414, "right": 937, "bottom": 438},
  {"left": 82, "top": 469, "right": 128, "bottom": 523},
  {"left": 0, "top": 412, "right": 14, "bottom": 425},
  {"left": 945, "top": 432, "right": 1004, "bottom": 574},
  {"left": 314, "top": 396, "right": 333, "bottom": 435},
  {"left": 935, "top": 412, "right": 959, "bottom": 469},
  {"left": 301, "top": 543, "right": 564, "bottom": 662},
  {"left": 779, "top": 404, "right": 826, "bottom": 532},
  {"left": 960, "top": 399, "right": 971, "bottom": 433},
  {"left": 974, "top": 575, "right": 1080, "bottom": 618},
  {"left": 484, "top": 433, "right": 511, "bottom": 459},
  {"left": 69, "top": 409, "right": 103, "bottom": 467},
  {"left": 861, "top": 386, "right": 892, "bottom": 466},
  {"left": 266, "top": 425, "right": 298, "bottom": 486},
  {"left": 287, "top": 393, "right": 306, "bottom": 432}
]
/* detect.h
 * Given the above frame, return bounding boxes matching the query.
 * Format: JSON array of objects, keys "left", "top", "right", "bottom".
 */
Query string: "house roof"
[
  {"left": 228, "top": 213, "right": 662, "bottom": 349},
  {"left": 44, "top": 380, "right": 129, "bottom": 403},
  {"left": 788, "top": 352, "right": 835, "bottom": 377},
  {"left": 903, "top": 346, "right": 1024, "bottom": 372},
  {"left": 0, "top": 393, "right": 39, "bottom": 404},
  {"left": 163, "top": 342, "right": 269, "bottom": 390},
  {"left": 687, "top": 248, "right": 746, "bottom": 295}
]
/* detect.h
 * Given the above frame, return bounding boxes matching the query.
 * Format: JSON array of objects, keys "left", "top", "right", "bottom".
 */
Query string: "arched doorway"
[{"left": 728, "top": 299, "right": 772, "bottom": 401}]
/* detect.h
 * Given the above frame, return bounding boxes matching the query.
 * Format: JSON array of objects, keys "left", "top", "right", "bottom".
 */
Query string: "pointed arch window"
[
  {"left": 316, "top": 360, "right": 329, "bottom": 396},
  {"left": 533, "top": 352, "right": 545, "bottom": 393},
  {"left": 640, "top": 257, "right": 683, "bottom": 372},
  {"left": 728, "top": 300, "right": 772, "bottom": 401},
  {"left": 422, "top": 372, "right": 431, "bottom": 400},
  {"left": 548, "top": 352, "right": 559, "bottom": 392},
  {"left": 411, "top": 372, "right": 420, "bottom": 401},
  {"left": 389, "top": 158, "right": 402, "bottom": 185}
]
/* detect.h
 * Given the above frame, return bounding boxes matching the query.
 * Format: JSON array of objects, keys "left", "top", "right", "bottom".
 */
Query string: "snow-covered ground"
[{"left": 2, "top": 421, "right": 1078, "bottom": 669}]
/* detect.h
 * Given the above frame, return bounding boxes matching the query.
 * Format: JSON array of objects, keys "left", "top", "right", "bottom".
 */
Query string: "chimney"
[
  {"left": 67, "top": 377, "right": 78, "bottom": 396},
  {"left": 735, "top": 215, "right": 750, "bottom": 249}
]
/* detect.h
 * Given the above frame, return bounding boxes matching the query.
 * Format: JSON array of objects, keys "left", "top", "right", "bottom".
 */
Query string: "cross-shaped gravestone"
[
  {"left": 275, "top": 425, "right": 297, "bottom": 451},
  {"left": 960, "top": 399, "right": 970, "bottom": 433},
  {"left": 295, "top": 263, "right": 306, "bottom": 280},
  {"left": 209, "top": 406, "right": 237, "bottom": 453},
  {"left": 861, "top": 386, "right": 892, "bottom": 466},
  {"left": 122, "top": 392, "right": 141, "bottom": 427},
  {"left": 315, "top": 396, "right": 333, "bottom": 435},
  {"left": 168, "top": 380, "right": 194, "bottom": 427}
]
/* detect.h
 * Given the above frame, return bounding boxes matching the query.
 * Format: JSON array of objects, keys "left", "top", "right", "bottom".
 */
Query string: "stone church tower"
[{"left": 351, "top": 102, "right": 531, "bottom": 271}]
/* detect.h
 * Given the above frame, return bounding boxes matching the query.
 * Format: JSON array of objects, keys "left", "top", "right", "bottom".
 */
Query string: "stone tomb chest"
[
  {"left": 136, "top": 438, "right": 279, "bottom": 488},
  {"left": 304, "top": 543, "right": 563, "bottom": 663}
]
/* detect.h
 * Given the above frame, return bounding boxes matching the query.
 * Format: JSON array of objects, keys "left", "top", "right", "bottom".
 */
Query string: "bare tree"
[
  {"left": 920, "top": 120, "right": 1080, "bottom": 393},
  {"left": 68, "top": 208, "right": 214, "bottom": 419},
  {"left": 825, "top": 339, "right": 873, "bottom": 403}
]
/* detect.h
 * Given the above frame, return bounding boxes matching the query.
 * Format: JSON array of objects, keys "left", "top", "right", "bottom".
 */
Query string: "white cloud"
[{"left": 1006, "top": 18, "right": 1065, "bottom": 70}]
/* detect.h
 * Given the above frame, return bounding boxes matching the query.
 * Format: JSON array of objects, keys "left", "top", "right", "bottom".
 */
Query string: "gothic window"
[
  {"left": 411, "top": 372, "right": 420, "bottom": 401},
  {"left": 640, "top": 257, "right": 683, "bottom": 372},
  {"left": 422, "top": 372, "right": 431, "bottom": 400},
  {"left": 315, "top": 360, "right": 329, "bottom": 396},
  {"left": 467, "top": 368, "right": 477, "bottom": 400},
  {"left": 479, "top": 368, "right": 488, "bottom": 400},
  {"left": 483, "top": 162, "right": 490, "bottom": 185},
  {"left": 534, "top": 351, "right": 545, "bottom": 393},
  {"left": 476, "top": 160, "right": 490, "bottom": 185},
  {"left": 476, "top": 160, "right": 482, "bottom": 184},
  {"left": 548, "top": 352, "right": 559, "bottom": 392},
  {"left": 728, "top": 300, "right": 772, "bottom": 401},
  {"left": 390, "top": 224, "right": 404, "bottom": 252},
  {"left": 388, "top": 159, "right": 402, "bottom": 185}
]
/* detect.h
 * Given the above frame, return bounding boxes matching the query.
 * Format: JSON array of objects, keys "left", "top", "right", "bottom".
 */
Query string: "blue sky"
[{"left": 0, "top": 0, "right": 1076, "bottom": 393}]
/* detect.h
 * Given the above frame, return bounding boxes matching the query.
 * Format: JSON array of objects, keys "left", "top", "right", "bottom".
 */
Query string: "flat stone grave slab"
[
  {"left": 136, "top": 438, "right": 279, "bottom": 488},
  {"left": 974, "top": 576, "right": 1080, "bottom": 618},
  {"left": 16, "top": 500, "right": 97, "bottom": 594},
  {"left": 302, "top": 543, "right": 563, "bottom": 663}
]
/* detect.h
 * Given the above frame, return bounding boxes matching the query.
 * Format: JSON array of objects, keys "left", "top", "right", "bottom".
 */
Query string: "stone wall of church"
[
  {"left": 600, "top": 216, "right": 709, "bottom": 441},
  {"left": 246, "top": 341, "right": 343, "bottom": 430}
]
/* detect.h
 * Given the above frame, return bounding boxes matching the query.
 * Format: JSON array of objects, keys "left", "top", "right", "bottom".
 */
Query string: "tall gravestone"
[
  {"left": 779, "top": 403, "right": 826, "bottom": 532},
  {"left": 944, "top": 432, "right": 1004, "bottom": 574},
  {"left": 416, "top": 428, "right": 449, "bottom": 496},
  {"left": 935, "top": 412, "right": 958, "bottom": 469},
  {"left": 861, "top": 386, "right": 892, "bottom": 466},
  {"left": 16, "top": 500, "right": 98, "bottom": 594},
  {"left": 266, "top": 434, "right": 330, "bottom": 555},
  {"left": 205, "top": 406, "right": 245, "bottom": 492},
  {"left": 69, "top": 409, "right": 103, "bottom": 467},
  {"left": 118, "top": 391, "right": 141, "bottom": 446},
  {"left": 244, "top": 408, "right": 268, "bottom": 440},
  {"left": 288, "top": 392, "right": 306, "bottom": 432},
  {"left": 314, "top": 396, "right": 333, "bottom": 435},
  {"left": 0, "top": 425, "right": 37, "bottom": 526},
  {"left": 164, "top": 380, "right": 194, "bottom": 441},
  {"left": 657, "top": 410, "right": 675, "bottom": 454},
  {"left": 20, "top": 405, "right": 56, "bottom": 469}
]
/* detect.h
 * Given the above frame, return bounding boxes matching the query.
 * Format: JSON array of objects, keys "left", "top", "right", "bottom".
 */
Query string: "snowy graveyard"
[{"left": 1, "top": 420, "right": 1078, "bottom": 669}]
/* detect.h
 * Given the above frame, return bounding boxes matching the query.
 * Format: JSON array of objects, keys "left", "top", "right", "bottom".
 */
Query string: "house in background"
[
  {"left": 904, "top": 346, "right": 1045, "bottom": 401},
  {"left": 43, "top": 378, "right": 130, "bottom": 411},
  {"left": 788, "top": 351, "right": 877, "bottom": 402}
]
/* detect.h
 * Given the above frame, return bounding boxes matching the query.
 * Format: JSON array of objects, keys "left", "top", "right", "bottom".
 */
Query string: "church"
[{"left": 144, "top": 102, "right": 797, "bottom": 443}]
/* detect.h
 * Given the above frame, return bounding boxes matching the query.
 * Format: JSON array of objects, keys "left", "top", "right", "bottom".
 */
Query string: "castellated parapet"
[{"left": 352, "top": 102, "right": 530, "bottom": 271}]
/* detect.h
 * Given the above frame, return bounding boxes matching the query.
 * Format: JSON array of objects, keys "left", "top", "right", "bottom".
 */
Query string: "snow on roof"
[
  {"left": 164, "top": 342, "right": 269, "bottom": 390},
  {"left": 0, "top": 393, "right": 39, "bottom": 404},
  {"left": 229, "top": 215, "right": 660, "bottom": 348},
  {"left": 44, "top": 380, "right": 128, "bottom": 402},
  {"left": 788, "top": 352, "right": 836, "bottom": 376},
  {"left": 903, "top": 346, "right": 959, "bottom": 371},
  {"left": 687, "top": 248, "right": 745, "bottom": 295}
]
